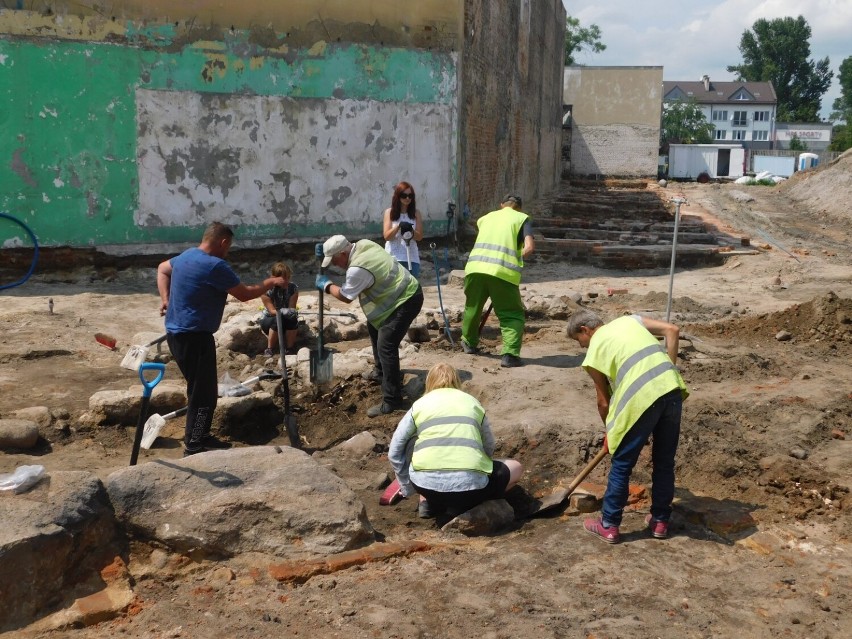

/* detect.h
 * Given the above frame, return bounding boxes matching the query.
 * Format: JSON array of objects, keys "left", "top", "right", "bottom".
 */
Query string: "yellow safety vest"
[
  {"left": 411, "top": 388, "right": 493, "bottom": 474},
  {"left": 583, "top": 316, "right": 689, "bottom": 453},
  {"left": 350, "top": 240, "right": 419, "bottom": 328},
  {"left": 465, "top": 207, "right": 529, "bottom": 285}
]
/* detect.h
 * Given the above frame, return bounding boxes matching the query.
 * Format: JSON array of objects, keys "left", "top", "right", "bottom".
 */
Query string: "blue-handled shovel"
[{"left": 129, "top": 362, "right": 165, "bottom": 466}]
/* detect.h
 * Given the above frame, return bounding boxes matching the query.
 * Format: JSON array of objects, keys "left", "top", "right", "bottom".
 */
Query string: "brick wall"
[
  {"left": 460, "top": 0, "right": 565, "bottom": 216},
  {"left": 572, "top": 125, "right": 661, "bottom": 177}
]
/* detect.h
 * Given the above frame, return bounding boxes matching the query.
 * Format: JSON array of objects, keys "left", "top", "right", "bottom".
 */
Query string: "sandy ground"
[{"left": 2, "top": 174, "right": 852, "bottom": 638}]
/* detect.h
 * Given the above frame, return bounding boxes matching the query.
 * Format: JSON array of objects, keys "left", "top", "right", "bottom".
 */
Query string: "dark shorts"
[
  {"left": 259, "top": 313, "right": 298, "bottom": 334},
  {"left": 412, "top": 460, "right": 511, "bottom": 516}
]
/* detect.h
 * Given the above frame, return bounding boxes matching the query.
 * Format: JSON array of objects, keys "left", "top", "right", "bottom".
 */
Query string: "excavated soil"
[{"left": 2, "top": 169, "right": 852, "bottom": 638}]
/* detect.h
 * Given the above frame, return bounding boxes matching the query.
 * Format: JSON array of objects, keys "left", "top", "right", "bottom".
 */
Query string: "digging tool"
[
  {"left": 402, "top": 229, "right": 414, "bottom": 272},
  {"left": 298, "top": 309, "right": 358, "bottom": 320},
  {"left": 121, "top": 334, "right": 168, "bottom": 371},
  {"left": 129, "top": 362, "right": 165, "bottom": 465},
  {"left": 95, "top": 333, "right": 117, "bottom": 350},
  {"left": 527, "top": 447, "right": 608, "bottom": 517},
  {"left": 430, "top": 242, "right": 454, "bottom": 346},
  {"left": 276, "top": 306, "right": 300, "bottom": 448},
  {"left": 140, "top": 370, "right": 281, "bottom": 450},
  {"left": 665, "top": 197, "right": 687, "bottom": 323},
  {"left": 310, "top": 242, "right": 334, "bottom": 384},
  {"left": 379, "top": 477, "right": 404, "bottom": 505},
  {"left": 479, "top": 301, "right": 493, "bottom": 333},
  {"left": 140, "top": 406, "right": 187, "bottom": 450}
]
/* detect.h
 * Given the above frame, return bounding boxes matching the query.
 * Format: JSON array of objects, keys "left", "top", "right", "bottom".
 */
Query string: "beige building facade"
[{"left": 563, "top": 66, "right": 663, "bottom": 178}]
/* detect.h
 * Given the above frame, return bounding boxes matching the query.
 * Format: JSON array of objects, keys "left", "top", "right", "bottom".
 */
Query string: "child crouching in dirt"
[
  {"left": 258, "top": 262, "right": 299, "bottom": 357},
  {"left": 388, "top": 363, "right": 523, "bottom": 520}
]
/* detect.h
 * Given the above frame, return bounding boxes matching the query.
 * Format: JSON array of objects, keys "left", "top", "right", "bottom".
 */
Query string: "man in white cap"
[{"left": 317, "top": 234, "right": 424, "bottom": 417}]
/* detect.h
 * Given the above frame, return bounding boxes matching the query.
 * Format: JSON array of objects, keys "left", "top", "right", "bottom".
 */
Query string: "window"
[
  {"left": 733, "top": 110, "right": 747, "bottom": 127},
  {"left": 732, "top": 130, "right": 746, "bottom": 141},
  {"left": 712, "top": 110, "right": 728, "bottom": 121},
  {"left": 753, "top": 130, "right": 768, "bottom": 141},
  {"left": 714, "top": 129, "right": 727, "bottom": 140},
  {"left": 754, "top": 111, "right": 770, "bottom": 122}
]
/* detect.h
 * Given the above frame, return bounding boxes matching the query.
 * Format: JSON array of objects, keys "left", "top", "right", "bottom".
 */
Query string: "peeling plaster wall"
[
  {"left": 137, "top": 90, "right": 455, "bottom": 238},
  {"left": 564, "top": 66, "right": 663, "bottom": 178},
  {"left": 0, "top": 9, "right": 457, "bottom": 249},
  {"left": 459, "top": 0, "right": 565, "bottom": 216}
]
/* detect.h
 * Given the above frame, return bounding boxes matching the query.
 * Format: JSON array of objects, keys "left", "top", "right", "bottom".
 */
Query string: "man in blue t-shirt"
[{"left": 157, "top": 222, "right": 287, "bottom": 456}]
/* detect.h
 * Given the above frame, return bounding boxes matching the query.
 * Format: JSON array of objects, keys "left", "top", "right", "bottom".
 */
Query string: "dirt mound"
[
  {"left": 779, "top": 148, "right": 852, "bottom": 223},
  {"left": 687, "top": 292, "right": 852, "bottom": 352}
]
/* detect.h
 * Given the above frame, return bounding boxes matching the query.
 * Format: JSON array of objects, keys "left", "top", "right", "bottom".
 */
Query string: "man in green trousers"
[{"left": 460, "top": 194, "right": 535, "bottom": 367}]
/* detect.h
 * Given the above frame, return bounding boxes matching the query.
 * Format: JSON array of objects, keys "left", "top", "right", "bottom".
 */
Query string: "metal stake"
[{"left": 666, "top": 197, "right": 686, "bottom": 323}]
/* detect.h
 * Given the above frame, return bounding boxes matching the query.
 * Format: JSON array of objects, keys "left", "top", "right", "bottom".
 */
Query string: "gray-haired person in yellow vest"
[
  {"left": 567, "top": 309, "right": 689, "bottom": 544},
  {"left": 461, "top": 194, "right": 535, "bottom": 368},
  {"left": 388, "top": 363, "right": 523, "bottom": 520},
  {"left": 317, "top": 235, "right": 424, "bottom": 418}
]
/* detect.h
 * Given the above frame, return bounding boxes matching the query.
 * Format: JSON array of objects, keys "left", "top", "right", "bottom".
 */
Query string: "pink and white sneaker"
[
  {"left": 645, "top": 514, "right": 670, "bottom": 539},
  {"left": 583, "top": 517, "right": 620, "bottom": 544}
]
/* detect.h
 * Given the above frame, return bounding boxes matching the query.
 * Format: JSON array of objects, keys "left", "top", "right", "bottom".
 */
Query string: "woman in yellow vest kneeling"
[{"left": 388, "top": 363, "right": 523, "bottom": 520}]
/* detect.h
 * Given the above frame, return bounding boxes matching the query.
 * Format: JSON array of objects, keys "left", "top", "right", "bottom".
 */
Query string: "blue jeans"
[
  {"left": 602, "top": 389, "right": 682, "bottom": 528},
  {"left": 402, "top": 261, "right": 421, "bottom": 278}
]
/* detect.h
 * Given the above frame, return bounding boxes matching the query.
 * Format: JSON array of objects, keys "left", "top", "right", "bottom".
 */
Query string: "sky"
[{"left": 561, "top": 0, "right": 851, "bottom": 120}]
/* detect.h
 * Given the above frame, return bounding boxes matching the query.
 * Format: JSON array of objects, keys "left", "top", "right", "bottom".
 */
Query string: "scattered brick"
[{"left": 269, "top": 540, "right": 431, "bottom": 584}]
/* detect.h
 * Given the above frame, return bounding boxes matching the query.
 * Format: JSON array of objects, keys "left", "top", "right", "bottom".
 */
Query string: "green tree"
[
  {"left": 828, "top": 124, "right": 851, "bottom": 152},
  {"left": 726, "top": 16, "right": 833, "bottom": 122},
  {"left": 564, "top": 16, "right": 606, "bottom": 65},
  {"left": 660, "top": 99, "right": 714, "bottom": 152},
  {"left": 788, "top": 135, "right": 807, "bottom": 151}
]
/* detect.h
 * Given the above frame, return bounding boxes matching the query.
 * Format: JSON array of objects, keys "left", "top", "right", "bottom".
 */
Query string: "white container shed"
[{"left": 668, "top": 144, "right": 745, "bottom": 180}]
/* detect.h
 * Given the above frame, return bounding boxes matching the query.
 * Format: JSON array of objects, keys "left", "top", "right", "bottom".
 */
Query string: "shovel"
[
  {"left": 527, "top": 447, "right": 608, "bottom": 517},
  {"left": 310, "top": 242, "right": 334, "bottom": 384},
  {"left": 121, "top": 334, "right": 168, "bottom": 371},
  {"left": 139, "top": 370, "right": 281, "bottom": 450},
  {"left": 276, "top": 310, "right": 300, "bottom": 448},
  {"left": 129, "top": 362, "right": 165, "bottom": 465},
  {"left": 298, "top": 310, "right": 358, "bottom": 320},
  {"left": 430, "top": 242, "right": 454, "bottom": 345}
]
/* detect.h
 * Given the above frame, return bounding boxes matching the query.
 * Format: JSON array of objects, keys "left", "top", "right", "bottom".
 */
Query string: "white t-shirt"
[
  {"left": 384, "top": 211, "right": 419, "bottom": 265},
  {"left": 338, "top": 246, "right": 375, "bottom": 301}
]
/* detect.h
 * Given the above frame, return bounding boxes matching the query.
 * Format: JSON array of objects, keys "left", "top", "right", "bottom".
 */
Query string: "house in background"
[
  {"left": 663, "top": 76, "right": 777, "bottom": 151},
  {"left": 563, "top": 66, "right": 664, "bottom": 177}
]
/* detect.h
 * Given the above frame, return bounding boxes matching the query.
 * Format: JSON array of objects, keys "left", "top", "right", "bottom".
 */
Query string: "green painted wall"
[{"left": 0, "top": 29, "right": 456, "bottom": 248}]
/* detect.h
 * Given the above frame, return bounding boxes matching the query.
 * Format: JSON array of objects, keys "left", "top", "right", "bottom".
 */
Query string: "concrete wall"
[
  {"left": 1, "top": 1, "right": 564, "bottom": 251},
  {"left": 460, "top": 0, "right": 565, "bottom": 216},
  {"left": 564, "top": 66, "right": 663, "bottom": 178},
  {"left": 0, "top": 4, "right": 459, "bottom": 251}
]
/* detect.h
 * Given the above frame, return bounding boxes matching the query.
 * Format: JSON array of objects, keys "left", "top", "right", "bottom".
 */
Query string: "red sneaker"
[
  {"left": 583, "top": 517, "right": 620, "bottom": 544},
  {"left": 645, "top": 514, "right": 670, "bottom": 539}
]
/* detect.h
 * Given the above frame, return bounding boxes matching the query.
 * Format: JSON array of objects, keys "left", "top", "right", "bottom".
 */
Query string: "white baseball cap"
[{"left": 322, "top": 235, "right": 351, "bottom": 267}]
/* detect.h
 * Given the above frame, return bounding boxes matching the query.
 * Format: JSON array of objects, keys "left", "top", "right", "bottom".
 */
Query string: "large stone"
[
  {"left": 441, "top": 499, "right": 516, "bottom": 536},
  {"left": 105, "top": 446, "right": 374, "bottom": 558},
  {"left": 0, "top": 419, "right": 40, "bottom": 449},
  {"left": 407, "top": 323, "right": 431, "bottom": 343},
  {"left": 87, "top": 384, "right": 186, "bottom": 426},
  {"left": 212, "top": 391, "right": 281, "bottom": 441},
  {"left": 447, "top": 269, "right": 466, "bottom": 287},
  {"left": 12, "top": 406, "right": 53, "bottom": 429},
  {"left": 0, "top": 471, "right": 117, "bottom": 631},
  {"left": 331, "top": 431, "right": 379, "bottom": 458}
]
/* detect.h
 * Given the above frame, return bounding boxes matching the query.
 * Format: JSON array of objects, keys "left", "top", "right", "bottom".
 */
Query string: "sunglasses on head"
[{"left": 400, "top": 192, "right": 413, "bottom": 199}]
